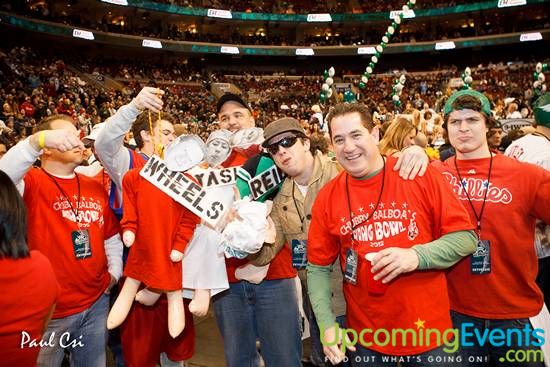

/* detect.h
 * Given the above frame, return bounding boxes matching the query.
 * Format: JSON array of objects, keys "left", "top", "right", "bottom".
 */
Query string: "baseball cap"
[
  {"left": 262, "top": 118, "right": 306, "bottom": 147},
  {"left": 443, "top": 90, "right": 492, "bottom": 117},
  {"left": 216, "top": 93, "right": 250, "bottom": 115},
  {"left": 534, "top": 93, "right": 550, "bottom": 128}
]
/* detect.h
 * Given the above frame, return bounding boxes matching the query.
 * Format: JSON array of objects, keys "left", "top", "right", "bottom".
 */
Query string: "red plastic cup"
[{"left": 365, "top": 252, "right": 389, "bottom": 295}]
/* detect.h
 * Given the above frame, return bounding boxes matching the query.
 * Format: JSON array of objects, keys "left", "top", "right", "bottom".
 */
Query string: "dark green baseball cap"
[{"left": 443, "top": 90, "right": 492, "bottom": 117}]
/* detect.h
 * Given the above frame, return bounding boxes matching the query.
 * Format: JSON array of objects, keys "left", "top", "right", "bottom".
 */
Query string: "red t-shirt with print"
[
  {"left": 434, "top": 154, "right": 550, "bottom": 319},
  {"left": 23, "top": 168, "right": 120, "bottom": 318},
  {"left": 309, "top": 156, "right": 474, "bottom": 356},
  {"left": 0, "top": 251, "right": 58, "bottom": 367}
]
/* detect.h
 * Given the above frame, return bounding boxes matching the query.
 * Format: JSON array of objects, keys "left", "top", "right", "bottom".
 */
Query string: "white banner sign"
[
  {"left": 307, "top": 13, "right": 332, "bottom": 22},
  {"left": 498, "top": 0, "right": 527, "bottom": 7},
  {"left": 207, "top": 9, "right": 232, "bottom": 19},
  {"left": 140, "top": 156, "right": 232, "bottom": 227},
  {"left": 247, "top": 165, "right": 285, "bottom": 200},
  {"left": 499, "top": 118, "right": 534, "bottom": 134},
  {"left": 194, "top": 167, "right": 238, "bottom": 188},
  {"left": 72, "top": 29, "right": 94, "bottom": 40}
]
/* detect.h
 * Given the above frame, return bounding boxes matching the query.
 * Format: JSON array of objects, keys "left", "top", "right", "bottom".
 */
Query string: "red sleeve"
[
  {"left": 422, "top": 165, "right": 476, "bottom": 238},
  {"left": 173, "top": 209, "right": 200, "bottom": 253},
  {"left": 120, "top": 170, "right": 138, "bottom": 234},
  {"left": 307, "top": 185, "right": 341, "bottom": 266}
]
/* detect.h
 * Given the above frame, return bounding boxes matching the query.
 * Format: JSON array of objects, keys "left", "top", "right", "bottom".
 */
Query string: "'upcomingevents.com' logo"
[{"left": 321, "top": 321, "right": 545, "bottom": 364}]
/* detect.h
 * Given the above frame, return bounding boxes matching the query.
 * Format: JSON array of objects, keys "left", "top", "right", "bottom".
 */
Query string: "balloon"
[
  {"left": 395, "top": 84, "right": 403, "bottom": 92},
  {"left": 376, "top": 45, "right": 383, "bottom": 53},
  {"left": 323, "top": 70, "right": 329, "bottom": 79},
  {"left": 392, "top": 94, "right": 400, "bottom": 102},
  {"left": 543, "top": 63, "right": 549, "bottom": 72},
  {"left": 375, "top": 52, "right": 381, "bottom": 58},
  {"left": 534, "top": 81, "right": 541, "bottom": 88},
  {"left": 464, "top": 76, "right": 473, "bottom": 84},
  {"left": 368, "top": 62, "right": 375, "bottom": 69},
  {"left": 539, "top": 73, "right": 546, "bottom": 83},
  {"left": 536, "top": 63, "right": 543, "bottom": 73},
  {"left": 409, "top": 0, "right": 416, "bottom": 5},
  {"left": 399, "top": 75, "right": 406, "bottom": 84},
  {"left": 371, "top": 56, "right": 378, "bottom": 64},
  {"left": 387, "top": 26, "right": 395, "bottom": 35},
  {"left": 366, "top": 66, "right": 373, "bottom": 74},
  {"left": 465, "top": 67, "right": 471, "bottom": 76},
  {"left": 542, "top": 84, "right": 547, "bottom": 93},
  {"left": 359, "top": 81, "right": 366, "bottom": 89},
  {"left": 322, "top": 83, "right": 330, "bottom": 92},
  {"left": 383, "top": 35, "right": 390, "bottom": 43},
  {"left": 394, "top": 16, "right": 402, "bottom": 24},
  {"left": 402, "top": 5, "right": 409, "bottom": 12},
  {"left": 327, "top": 89, "right": 333, "bottom": 98},
  {"left": 328, "top": 67, "right": 335, "bottom": 77},
  {"left": 361, "top": 75, "right": 369, "bottom": 83}
]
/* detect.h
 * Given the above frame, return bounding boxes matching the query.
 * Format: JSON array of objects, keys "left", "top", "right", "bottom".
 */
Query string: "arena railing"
[{"left": 1, "top": 12, "right": 548, "bottom": 56}]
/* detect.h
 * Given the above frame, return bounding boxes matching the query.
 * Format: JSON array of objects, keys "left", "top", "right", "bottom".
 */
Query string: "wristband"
[{"left": 38, "top": 131, "right": 46, "bottom": 149}]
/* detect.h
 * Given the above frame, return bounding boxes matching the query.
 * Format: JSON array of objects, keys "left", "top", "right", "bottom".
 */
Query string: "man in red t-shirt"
[
  {"left": 436, "top": 90, "right": 550, "bottom": 367},
  {"left": 308, "top": 103, "right": 476, "bottom": 366},
  {"left": 0, "top": 114, "right": 123, "bottom": 367}
]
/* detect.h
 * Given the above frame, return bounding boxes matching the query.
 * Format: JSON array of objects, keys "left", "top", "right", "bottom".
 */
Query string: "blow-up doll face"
[
  {"left": 230, "top": 127, "right": 264, "bottom": 149},
  {"left": 205, "top": 129, "right": 232, "bottom": 167},
  {"left": 206, "top": 138, "right": 231, "bottom": 167},
  {"left": 164, "top": 135, "right": 206, "bottom": 172}
]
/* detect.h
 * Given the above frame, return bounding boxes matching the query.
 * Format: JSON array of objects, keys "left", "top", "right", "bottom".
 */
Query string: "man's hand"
[
  {"left": 323, "top": 324, "right": 356, "bottom": 365},
  {"left": 122, "top": 230, "right": 135, "bottom": 247},
  {"left": 132, "top": 87, "right": 165, "bottom": 113},
  {"left": 371, "top": 247, "right": 419, "bottom": 283},
  {"left": 30, "top": 129, "right": 84, "bottom": 152},
  {"left": 393, "top": 145, "right": 428, "bottom": 180}
]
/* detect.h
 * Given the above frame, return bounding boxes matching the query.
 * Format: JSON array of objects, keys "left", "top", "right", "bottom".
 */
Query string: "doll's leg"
[
  {"left": 135, "top": 287, "right": 162, "bottom": 306},
  {"left": 107, "top": 277, "right": 140, "bottom": 329},
  {"left": 166, "top": 290, "right": 185, "bottom": 338},
  {"left": 189, "top": 289, "right": 211, "bottom": 317}
]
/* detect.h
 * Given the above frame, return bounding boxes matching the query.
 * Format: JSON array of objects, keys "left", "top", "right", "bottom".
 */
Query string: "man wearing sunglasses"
[
  {"left": 249, "top": 116, "right": 444, "bottom": 366},
  {"left": 212, "top": 94, "right": 302, "bottom": 367}
]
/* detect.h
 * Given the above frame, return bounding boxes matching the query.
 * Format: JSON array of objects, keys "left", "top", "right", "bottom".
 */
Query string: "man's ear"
[
  {"left": 140, "top": 129, "right": 151, "bottom": 143},
  {"left": 303, "top": 138, "right": 311, "bottom": 152},
  {"left": 371, "top": 126, "right": 380, "bottom": 144}
]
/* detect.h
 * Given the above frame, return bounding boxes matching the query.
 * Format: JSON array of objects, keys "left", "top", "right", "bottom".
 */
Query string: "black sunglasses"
[{"left": 266, "top": 136, "right": 300, "bottom": 155}]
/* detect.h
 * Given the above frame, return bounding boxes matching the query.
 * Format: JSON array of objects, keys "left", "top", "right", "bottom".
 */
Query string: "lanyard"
[
  {"left": 291, "top": 180, "right": 305, "bottom": 232},
  {"left": 453, "top": 153, "right": 493, "bottom": 234},
  {"left": 42, "top": 168, "right": 82, "bottom": 226},
  {"left": 345, "top": 157, "right": 386, "bottom": 248}
]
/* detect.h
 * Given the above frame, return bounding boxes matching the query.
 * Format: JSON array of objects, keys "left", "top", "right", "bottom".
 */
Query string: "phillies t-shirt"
[
  {"left": 309, "top": 156, "right": 474, "bottom": 355},
  {"left": 435, "top": 154, "right": 550, "bottom": 319},
  {"left": 0, "top": 251, "right": 58, "bottom": 367},
  {"left": 23, "top": 168, "right": 120, "bottom": 318}
]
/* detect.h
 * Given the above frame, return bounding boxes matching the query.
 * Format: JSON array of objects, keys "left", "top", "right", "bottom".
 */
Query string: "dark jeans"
[{"left": 451, "top": 310, "right": 545, "bottom": 367}]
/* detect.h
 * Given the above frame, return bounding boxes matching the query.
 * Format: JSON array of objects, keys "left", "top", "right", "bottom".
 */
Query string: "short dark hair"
[
  {"left": 132, "top": 111, "right": 176, "bottom": 149},
  {"left": 443, "top": 95, "right": 492, "bottom": 129},
  {"left": 0, "top": 170, "right": 29, "bottom": 259},
  {"left": 325, "top": 103, "right": 374, "bottom": 137}
]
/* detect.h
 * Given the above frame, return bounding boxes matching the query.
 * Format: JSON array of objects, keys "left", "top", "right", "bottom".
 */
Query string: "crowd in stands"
[
  {"left": 0, "top": 45, "right": 545, "bottom": 157},
  {"left": 110, "top": 0, "right": 475, "bottom": 14},
  {"left": 5, "top": 1, "right": 548, "bottom": 47}
]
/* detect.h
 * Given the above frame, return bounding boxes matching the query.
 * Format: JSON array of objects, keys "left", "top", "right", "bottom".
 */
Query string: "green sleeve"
[
  {"left": 413, "top": 230, "right": 477, "bottom": 270},
  {"left": 306, "top": 262, "right": 337, "bottom": 329}
]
